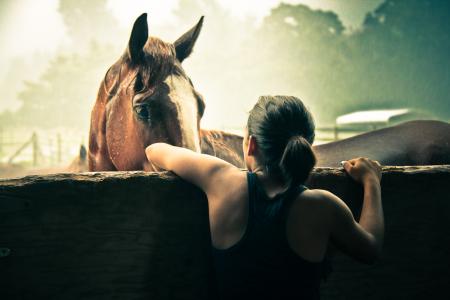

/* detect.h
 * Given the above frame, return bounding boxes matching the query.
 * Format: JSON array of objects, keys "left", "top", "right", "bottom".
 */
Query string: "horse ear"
[
  {"left": 174, "top": 16, "right": 204, "bottom": 62},
  {"left": 128, "top": 13, "right": 148, "bottom": 63}
]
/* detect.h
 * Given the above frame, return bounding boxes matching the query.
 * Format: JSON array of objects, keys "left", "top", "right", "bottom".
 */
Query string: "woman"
[{"left": 146, "top": 95, "right": 383, "bottom": 299}]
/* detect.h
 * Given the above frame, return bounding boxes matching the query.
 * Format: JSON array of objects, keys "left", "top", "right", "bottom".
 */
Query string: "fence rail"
[
  {"left": 1, "top": 166, "right": 449, "bottom": 299},
  {"left": 0, "top": 128, "right": 85, "bottom": 167}
]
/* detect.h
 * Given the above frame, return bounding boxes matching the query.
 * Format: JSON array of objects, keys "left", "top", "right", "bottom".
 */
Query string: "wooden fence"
[
  {"left": 1, "top": 166, "right": 449, "bottom": 299},
  {"left": 0, "top": 129, "right": 84, "bottom": 167}
]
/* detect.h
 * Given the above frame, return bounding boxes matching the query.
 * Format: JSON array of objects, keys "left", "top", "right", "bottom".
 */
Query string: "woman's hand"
[
  {"left": 341, "top": 157, "right": 382, "bottom": 184},
  {"left": 333, "top": 157, "right": 384, "bottom": 264}
]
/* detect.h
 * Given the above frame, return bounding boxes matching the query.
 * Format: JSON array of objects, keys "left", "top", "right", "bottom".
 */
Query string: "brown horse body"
[
  {"left": 89, "top": 14, "right": 450, "bottom": 172},
  {"left": 200, "top": 129, "right": 245, "bottom": 167},
  {"left": 199, "top": 121, "right": 450, "bottom": 168},
  {"left": 314, "top": 120, "right": 450, "bottom": 167}
]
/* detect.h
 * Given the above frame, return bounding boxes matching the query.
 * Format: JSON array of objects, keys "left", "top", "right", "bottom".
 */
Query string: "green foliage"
[
  {"left": 0, "top": 0, "right": 123, "bottom": 129},
  {"left": 10, "top": 43, "right": 120, "bottom": 128},
  {"left": 58, "top": 0, "right": 121, "bottom": 49},
  {"left": 346, "top": 0, "right": 450, "bottom": 116},
  {"left": 241, "top": 0, "right": 449, "bottom": 123}
]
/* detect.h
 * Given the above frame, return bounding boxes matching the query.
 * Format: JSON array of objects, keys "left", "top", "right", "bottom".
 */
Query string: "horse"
[
  {"left": 88, "top": 13, "right": 246, "bottom": 171},
  {"left": 200, "top": 129, "right": 245, "bottom": 167},
  {"left": 314, "top": 120, "right": 450, "bottom": 166},
  {"left": 89, "top": 13, "right": 204, "bottom": 171},
  {"left": 89, "top": 13, "right": 450, "bottom": 172}
]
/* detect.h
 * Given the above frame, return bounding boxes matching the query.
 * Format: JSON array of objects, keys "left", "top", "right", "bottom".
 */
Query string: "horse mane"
[{"left": 200, "top": 130, "right": 244, "bottom": 167}]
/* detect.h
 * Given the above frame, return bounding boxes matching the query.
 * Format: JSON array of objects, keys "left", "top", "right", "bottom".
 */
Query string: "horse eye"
[{"left": 134, "top": 105, "right": 150, "bottom": 121}]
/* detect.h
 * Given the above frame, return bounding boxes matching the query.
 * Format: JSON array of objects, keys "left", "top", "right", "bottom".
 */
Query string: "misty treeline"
[{"left": 0, "top": 0, "right": 448, "bottom": 130}]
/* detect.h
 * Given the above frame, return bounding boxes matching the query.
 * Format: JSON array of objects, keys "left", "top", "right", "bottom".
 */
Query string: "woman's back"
[{"left": 212, "top": 171, "right": 323, "bottom": 299}]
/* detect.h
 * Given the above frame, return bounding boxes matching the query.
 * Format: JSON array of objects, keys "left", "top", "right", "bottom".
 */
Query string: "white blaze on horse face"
[{"left": 165, "top": 74, "right": 201, "bottom": 153}]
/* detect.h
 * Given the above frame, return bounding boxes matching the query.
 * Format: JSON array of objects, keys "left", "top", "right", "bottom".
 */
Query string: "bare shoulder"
[
  {"left": 286, "top": 188, "right": 340, "bottom": 260},
  {"left": 294, "top": 189, "right": 337, "bottom": 207},
  {"left": 208, "top": 168, "right": 248, "bottom": 201},
  {"left": 290, "top": 189, "right": 345, "bottom": 220},
  {"left": 225, "top": 168, "right": 248, "bottom": 186}
]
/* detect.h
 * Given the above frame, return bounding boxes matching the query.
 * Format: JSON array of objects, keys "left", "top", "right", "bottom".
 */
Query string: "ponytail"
[
  {"left": 247, "top": 95, "right": 316, "bottom": 187},
  {"left": 279, "top": 135, "right": 316, "bottom": 186}
]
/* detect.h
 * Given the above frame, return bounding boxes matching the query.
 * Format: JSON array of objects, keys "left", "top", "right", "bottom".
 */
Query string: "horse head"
[{"left": 89, "top": 13, "right": 205, "bottom": 171}]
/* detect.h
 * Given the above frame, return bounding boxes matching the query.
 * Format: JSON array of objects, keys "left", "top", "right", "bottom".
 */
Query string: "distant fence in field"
[{"left": 0, "top": 128, "right": 86, "bottom": 167}]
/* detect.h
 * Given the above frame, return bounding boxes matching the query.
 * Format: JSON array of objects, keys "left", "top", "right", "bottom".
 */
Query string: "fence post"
[
  {"left": 0, "top": 127, "right": 3, "bottom": 160},
  {"left": 333, "top": 125, "right": 339, "bottom": 141},
  {"left": 57, "top": 133, "right": 62, "bottom": 164},
  {"left": 32, "top": 132, "right": 38, "bottom": 167}
]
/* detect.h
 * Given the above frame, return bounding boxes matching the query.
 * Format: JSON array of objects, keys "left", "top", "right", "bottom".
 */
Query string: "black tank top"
[{"left": 212, "top": 172, "right": 322, "bottom": 300}]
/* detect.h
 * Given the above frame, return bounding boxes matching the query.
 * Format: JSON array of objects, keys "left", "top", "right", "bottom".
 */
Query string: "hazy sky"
[{"left": 0, "top": 0, "right": 383, "bottom": 112}]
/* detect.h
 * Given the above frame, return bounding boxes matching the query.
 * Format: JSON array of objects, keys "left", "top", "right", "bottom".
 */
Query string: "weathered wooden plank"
[
  {"left": 0, "top": 166, "right": 449, "bottom": 300},
  {"left": 307, "top": 166, "right": 450, "bottom": 300},
  {"left": 0, "top": 172, "right": 215, "bottom": 300}
]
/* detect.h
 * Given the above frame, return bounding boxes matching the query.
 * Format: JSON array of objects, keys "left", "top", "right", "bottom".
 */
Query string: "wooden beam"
[
  {"left": 307, "top": 165, "right": 450, "bottom": 299},
  {"left": 0, "top": 166, "right": 449, "bottom": 299}
]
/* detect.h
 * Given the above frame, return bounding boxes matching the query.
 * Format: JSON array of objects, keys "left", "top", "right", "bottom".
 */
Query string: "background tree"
[
  {"left": 343, "top": 0, "right": 450, "bottom": 118},
  {"left": 1, "top": 0, "right": 123, "bottom": 129}
]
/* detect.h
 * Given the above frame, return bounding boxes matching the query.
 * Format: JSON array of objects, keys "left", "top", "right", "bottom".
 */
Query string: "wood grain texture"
[
  {"left": 1, "top": 166, "right": 449, "bottom": 300},
  {"left": 308, "top": 166, "right": 450, "bottom": 300},
  {"left": 0, "top": 172, "right": 215, "bottom": 300}
]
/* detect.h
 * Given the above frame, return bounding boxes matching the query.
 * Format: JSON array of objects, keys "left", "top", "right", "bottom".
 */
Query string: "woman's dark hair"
[{"left": 247, "top": 95, "right": 316, "bottom": 186}]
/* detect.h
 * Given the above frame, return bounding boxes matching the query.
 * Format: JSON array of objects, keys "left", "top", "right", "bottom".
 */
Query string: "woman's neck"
[{"left": 252, "top": 167, "right": 290, "bottom": 199}]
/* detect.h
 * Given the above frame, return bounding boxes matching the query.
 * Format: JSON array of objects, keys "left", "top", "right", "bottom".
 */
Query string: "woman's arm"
[
  {"left": 327, "top": 158, "right": 384, "bottom": 264},
  {"left": 145, "top": 143, "right": 237, "bottom": 195}
]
